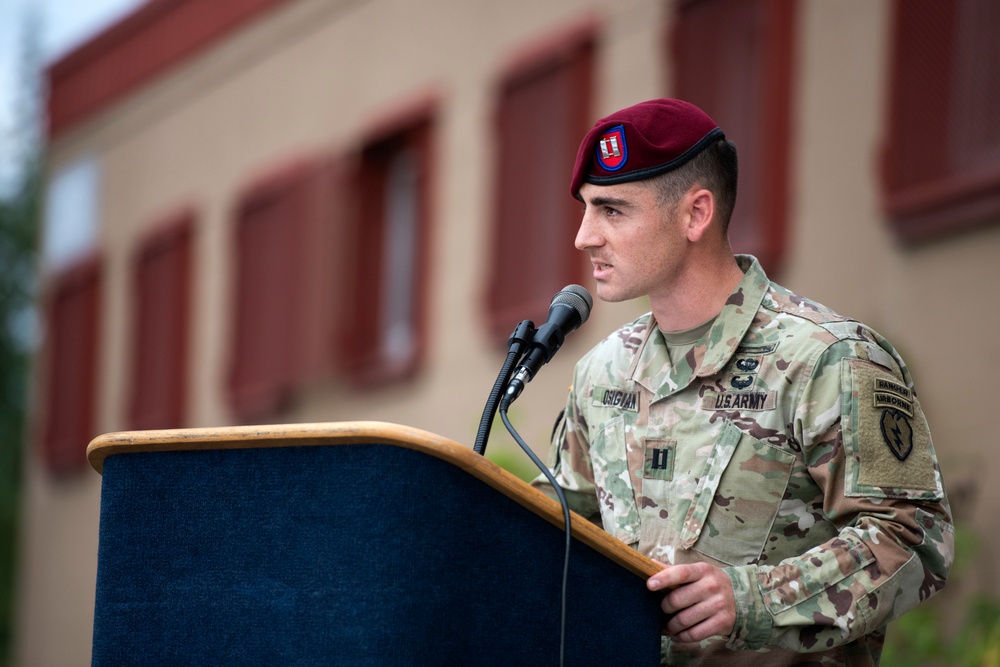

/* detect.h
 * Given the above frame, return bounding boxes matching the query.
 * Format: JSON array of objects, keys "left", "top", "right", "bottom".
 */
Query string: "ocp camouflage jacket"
[{"left": 534, "top": 255, "right": 953, "bottom": 666}]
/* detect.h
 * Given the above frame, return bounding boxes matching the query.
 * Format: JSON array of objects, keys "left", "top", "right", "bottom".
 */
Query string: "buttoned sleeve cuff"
[{"left": 723, "top": 565, "right": 773, "bottom": 651}]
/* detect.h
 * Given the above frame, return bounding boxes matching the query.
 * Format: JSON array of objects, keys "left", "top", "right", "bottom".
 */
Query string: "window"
[
  {"left": 39, "top": 156, "right": 102, "bottom": 473},
  {"left": 671, "top": 0, "right": 796, "bottom": 275},
  {"left": 488, "top": 27, "right": 595, "bottom": 341},
  {"left": 40, "top": 257, "right": 101, "bottom": 474},
  {"left": 882, "top": 0, "right": 1000, "bottom": 242},
  {"left": 128, "top": 213, "right": 193, "bottom": 430},
  {"left": 228, "top": 160, "right": 338, "bottom": 421},
  {"left": 343, "top": 114, "right": 434, "bottom": 386},
  {"left": 43, "top": 156, "right": 99, "bottom": 271}
]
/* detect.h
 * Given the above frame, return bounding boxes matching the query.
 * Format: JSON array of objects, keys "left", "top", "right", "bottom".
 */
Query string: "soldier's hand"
[{"left": 647, "top": 562, "right": 736, "bottom": 642}]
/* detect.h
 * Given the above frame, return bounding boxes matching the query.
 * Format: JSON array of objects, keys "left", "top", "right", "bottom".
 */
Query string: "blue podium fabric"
[{"left": 92, "top": 443, "right": 662, "bottom": 665}]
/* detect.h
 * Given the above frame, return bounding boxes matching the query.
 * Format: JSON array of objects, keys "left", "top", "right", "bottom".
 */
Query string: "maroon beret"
[{"left": 570, "top": 98, "right": 725, "bottom": 196}]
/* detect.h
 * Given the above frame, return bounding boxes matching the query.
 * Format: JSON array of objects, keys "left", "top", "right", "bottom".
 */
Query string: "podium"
[{"left": 87, "top": 421, "right": 664, "bottom": 665}]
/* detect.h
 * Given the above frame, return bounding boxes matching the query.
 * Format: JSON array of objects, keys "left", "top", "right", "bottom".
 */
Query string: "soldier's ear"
[{"left": 684, "top": 187, "right": 715, "bottom": 243}]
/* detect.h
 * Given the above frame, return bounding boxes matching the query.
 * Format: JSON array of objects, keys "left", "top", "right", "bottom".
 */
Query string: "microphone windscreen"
[{"left": 552, "top": 285, "right": 593, "bottom": 325}]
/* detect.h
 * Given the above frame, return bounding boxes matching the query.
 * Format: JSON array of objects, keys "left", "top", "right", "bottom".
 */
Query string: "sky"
[{"left": 0, "top": 0, "right": 146, "bottom": 194}]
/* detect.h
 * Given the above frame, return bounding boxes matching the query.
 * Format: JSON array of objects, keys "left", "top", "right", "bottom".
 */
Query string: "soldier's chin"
[{"left": 594, "top": 284, "right": 632, "bottom": 303}]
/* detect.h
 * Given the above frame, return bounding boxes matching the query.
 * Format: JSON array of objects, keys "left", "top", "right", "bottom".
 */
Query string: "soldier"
[{"left": 533, "top": 98, "right": 953, "bottom": 665}]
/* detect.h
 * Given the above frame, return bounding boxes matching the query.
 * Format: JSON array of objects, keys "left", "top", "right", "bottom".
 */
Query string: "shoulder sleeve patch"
[{"left": 843, "top": 359, "right": 942, "bottom": 499}]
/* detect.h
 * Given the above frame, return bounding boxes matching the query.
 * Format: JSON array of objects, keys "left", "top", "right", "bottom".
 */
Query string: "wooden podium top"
[{"left": 87, "top": 420, "right": 663, "bottom": 580}]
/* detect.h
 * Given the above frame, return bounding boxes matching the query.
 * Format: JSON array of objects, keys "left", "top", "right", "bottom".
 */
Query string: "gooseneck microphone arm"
[
  {"left": 502, "top": 285, "right": 593, "bottom": 410},
  {"left": 474, "top": 320, "right": 535, "bottom": 456},
  {"left": 474, "top": 285, "right": 593, "bottom": 455}
]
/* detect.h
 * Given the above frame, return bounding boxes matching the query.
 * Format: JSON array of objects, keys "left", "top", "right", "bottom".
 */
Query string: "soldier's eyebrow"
[{"left": 586, "top": 195, "right": 632, "bottom": 210}]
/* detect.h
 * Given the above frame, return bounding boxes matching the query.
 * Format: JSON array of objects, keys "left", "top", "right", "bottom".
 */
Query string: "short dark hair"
[{"left": 649, "top": 138, "right": 738, "bottom": 232}]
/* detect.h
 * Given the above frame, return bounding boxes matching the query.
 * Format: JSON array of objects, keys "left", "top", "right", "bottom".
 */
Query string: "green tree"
[{"left": 0, "top": 10, "right": 43, "bottom": 666}]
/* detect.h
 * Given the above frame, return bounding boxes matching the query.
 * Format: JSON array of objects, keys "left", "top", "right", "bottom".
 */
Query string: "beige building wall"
[
  {"left": 16, "top": 0, "right": 999, "bottom": 664},
  {"left": 789, "top": 0, "right": 999, "bottom": 599}
]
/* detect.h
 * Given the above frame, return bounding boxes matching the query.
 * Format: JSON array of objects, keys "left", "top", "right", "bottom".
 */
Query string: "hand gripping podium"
[{"left": 87, "top": 421, "right": 664, "bottom": 665}]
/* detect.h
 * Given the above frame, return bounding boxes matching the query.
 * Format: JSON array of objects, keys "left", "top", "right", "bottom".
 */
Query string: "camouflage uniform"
[{"left": 534, "top": 255, "right": 953, "bottom": 666}]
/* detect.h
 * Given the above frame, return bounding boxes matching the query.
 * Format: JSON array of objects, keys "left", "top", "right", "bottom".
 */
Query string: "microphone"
[{"left": 503, "top": 285, "right": 593, "bottom": 406}]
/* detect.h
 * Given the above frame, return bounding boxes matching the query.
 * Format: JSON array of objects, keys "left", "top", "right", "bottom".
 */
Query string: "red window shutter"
[
  {"left": 297, "top": 158, "right": 348, "bottom": 385},
  {"left": 488, "top": 30, "right": 594, "bottom": 342},
  {"left": 343, "top": 117, "right": 433, "bottom": 386},
  {"left": 129, "top": 213, "right": 193, "bottom": 430},
  {"left": 672, "top": 0, "right": 796, "bottom": 275},
  {"left": 41, "top": 256, "right": 101, "bottom": 474},
  {"left": 229, "top": 162, "right": 322, "bottom": 421},
  {"left": 882, "top": 0, "right": 1000, "bottom": 241}
]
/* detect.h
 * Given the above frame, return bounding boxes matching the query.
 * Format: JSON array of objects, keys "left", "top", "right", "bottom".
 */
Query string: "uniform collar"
[{"left": 628, "top": 255, "right": 770, "bottom": 399}]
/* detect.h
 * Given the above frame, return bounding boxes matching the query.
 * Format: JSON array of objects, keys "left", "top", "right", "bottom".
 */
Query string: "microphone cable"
[
  {"left": 475, "top": 285, "right": 592, "bottom": 664},
  {"left": 499, "top": 404, "right": 572, "bottom": 667}
]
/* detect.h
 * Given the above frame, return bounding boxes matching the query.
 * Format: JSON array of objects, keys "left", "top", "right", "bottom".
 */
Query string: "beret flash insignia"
[{"left": 595, "top": 125, "right": 627, "bottom": 171}]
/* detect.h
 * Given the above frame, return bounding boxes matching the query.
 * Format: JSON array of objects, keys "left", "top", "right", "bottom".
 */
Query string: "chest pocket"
[
  {"left": 681, "top": 420, "right": 794, "bottom": 566},
  {"left": 590, "top": 414, "right": 640, "bottom": 546}
]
